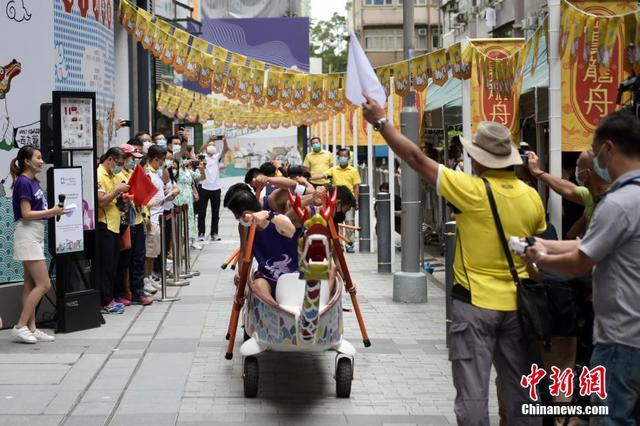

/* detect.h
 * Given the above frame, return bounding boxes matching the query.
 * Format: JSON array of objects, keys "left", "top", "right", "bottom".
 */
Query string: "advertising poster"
[
  {"left": 561, "top": 1, "right": 635, "bottom": 151},
  {"left": 60, "top": 97, "right": 94, "bottom": 149},
  {"left": 52, "top": 167, "right": 84, "bottom": 254},
  {"left": 71, "top": 150, "right": 96, "bottom": 230},
  {"left": 470, "top": 39, "right": 525, "bottom": 140},
  {"left": 0, "top": 0, "right": 55, "bottom": 284}
]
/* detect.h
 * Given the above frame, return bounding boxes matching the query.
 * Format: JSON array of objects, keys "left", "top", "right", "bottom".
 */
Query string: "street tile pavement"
[{"left": 0, "top": 204, "right": 499, "bottom": 425}]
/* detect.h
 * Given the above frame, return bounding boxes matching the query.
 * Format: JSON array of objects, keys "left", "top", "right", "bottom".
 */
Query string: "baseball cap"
[{"left": 120, "top": 143, "right": 143, "bottom": 158}]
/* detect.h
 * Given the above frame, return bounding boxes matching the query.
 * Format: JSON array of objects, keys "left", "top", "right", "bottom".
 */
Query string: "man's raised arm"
[{"left": 362, "top": 94, "right": 439, "bottom": 188}]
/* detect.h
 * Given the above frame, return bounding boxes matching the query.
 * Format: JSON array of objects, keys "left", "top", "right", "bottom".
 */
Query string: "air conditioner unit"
[
  {"left": 456, "top": 12, "right": 468, "bottom": 23},
  {"left": 417, "top": 28, "right": 428, "bottom": 36}
]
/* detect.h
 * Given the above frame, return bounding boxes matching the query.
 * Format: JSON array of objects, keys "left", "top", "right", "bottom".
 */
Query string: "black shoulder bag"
[{"left": 482, "top": 179, "right": 551, "bottom": 349}]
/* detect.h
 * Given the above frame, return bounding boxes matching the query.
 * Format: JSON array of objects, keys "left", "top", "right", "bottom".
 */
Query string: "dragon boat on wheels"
[{"left": 224, "top": 190, "right": 371, "bottom": 398}]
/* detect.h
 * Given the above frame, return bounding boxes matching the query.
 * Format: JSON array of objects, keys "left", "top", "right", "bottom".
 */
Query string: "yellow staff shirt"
[
  {"left": 324, "top": 165, "right": 361, "bottom": 195},
  {"left": 303, "top": 150, "right": 333, "bottom": 185},
  {"left": 438, "top": 167, "right": 546, "bottom": 311},
  {"left": 97, "top": 164, "right": 121, "bottom": 234}
]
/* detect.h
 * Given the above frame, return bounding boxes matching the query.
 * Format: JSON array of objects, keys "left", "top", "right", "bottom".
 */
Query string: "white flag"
[{"left": 345, "top": 32, "right": 386, "bottom": 107}]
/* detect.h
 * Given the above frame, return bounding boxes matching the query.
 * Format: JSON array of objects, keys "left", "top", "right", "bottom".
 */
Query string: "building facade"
[
  {"left": 349, "top": 0, "right": 442, "bottom": 67},
  {"left": 439, "top": 0, "right": 547, "bottom": 47}
]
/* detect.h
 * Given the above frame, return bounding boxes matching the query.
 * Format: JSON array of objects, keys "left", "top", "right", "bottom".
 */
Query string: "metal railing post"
[
  {"left": 376, "top": 192, "right": 391, "bottom": 273},
  {"left": 158, "top": 213, "right": 179, "bottom": 302},
  {"left": 180, "top": 205, "right": 193, "bottom": 279},
  {"left": 167, "top": 207, "right": 189, "bottom": 286},
  {"left": 358, "top": 184, "right": 371, "bottom": 252}
]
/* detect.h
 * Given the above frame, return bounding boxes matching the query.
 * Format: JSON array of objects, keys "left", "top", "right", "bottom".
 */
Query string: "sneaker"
[
  {"left": 197, "top": 234, "right": 206, "bottom": 243},
  {"left": 101, "top": 302, "right": 124, "bottom": 314},
  {"left": 143, "top": 277, "right": 158, "bottom": 294},
  {"left": 151, "top": 274, "right": 161, "bottom": 282},
  {"left": 131, "top": 295, "right": 154, "bottom": 305},
  {"left": 11, "top": 326, "right": 36, "bottom": 343},
  {"left": 191, "top": 242, "right": 203, "bottom": 250},
  {"left": 210, "top": 234, "right": 221, "bottom": 241},
  {"left": 114, "top": 297, "right": 131, "bottom": 307},
  {"left": 32, "top": 329, "right": 55, "bottom": 342},
  {"left": 345, "top": 245, "right": 355, "bottom": 254},
  {"left": 152, "top": 280, "right": 162, "bottom": 290},
  {"left": 143, "top": 290, "right": 154, "bottom": 297}
]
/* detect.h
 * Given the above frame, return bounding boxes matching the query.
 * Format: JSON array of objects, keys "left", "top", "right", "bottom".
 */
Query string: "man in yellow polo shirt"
[
  {"left": 362, "top": 94, "right": 545, "bottom": 426},
  {"left": 303, "top": 136, "right": 333, "bottom": 185},
  {"left": 97, "top": 147, "right": 130, "bottom": 314},
  {"left": 312, "top": 147, "right": 361, "bottom": 252}
]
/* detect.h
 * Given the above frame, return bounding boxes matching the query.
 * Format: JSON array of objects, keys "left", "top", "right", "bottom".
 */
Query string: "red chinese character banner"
[
  {"left": 469, "top": 39, "right": 527, "bottom": 140},
  {"left": 561, "top": 0, "right": 636, "bottom": 151}
]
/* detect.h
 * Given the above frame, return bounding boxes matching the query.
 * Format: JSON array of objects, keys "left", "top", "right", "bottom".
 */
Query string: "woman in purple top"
[{"left": 10, "top": 146, "right": 64, "bottom": 344}]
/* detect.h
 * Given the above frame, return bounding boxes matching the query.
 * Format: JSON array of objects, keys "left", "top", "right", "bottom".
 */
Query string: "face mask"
[
  {"left": 164, "top": 159, "right": 172, "bottom": 169},
  {"left": 206, "top": 146, "right": 217, "bottom": 155},
  {"left": 124, "top": 159, "right": 134, "bottom": 170},
  {"left": 312, "top": 143, "right": 321, "bottom": 152},
  {"left": 593, "top": 146, "right": 611, "bottom": 183},
  {"left": 157, "top": 138, "right": 167, "bottom": 147},
  {"left": 171, "top": 144, "right": 181, "bottom": 154},
  {"left": 143, "top": 141, "right": 152, "bottom": 154},
  {"left": 575, "top": 166, "right": 585, "bottom": 186},
  {"left": 113, "top": 165, "right": 123, "bottom": 175},
  {"left": 133, "top": 158, "right": 142, "bottom": 166},
  {"left": 338, "top": 156, "right": 349, "bottom": 166}
]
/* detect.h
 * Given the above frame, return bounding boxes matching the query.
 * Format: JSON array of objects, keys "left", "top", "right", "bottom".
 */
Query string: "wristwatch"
[
  {"left": 373, "top": 117, "right": 388, "bottom": 132},
  {"left": 267, "top": 211, "right": 278, "bottom": 221}
]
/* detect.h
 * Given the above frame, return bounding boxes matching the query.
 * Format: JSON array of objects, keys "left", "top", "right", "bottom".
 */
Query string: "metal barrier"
[
  {"left": 376, "top": 192, "right": 391, "bottom": 273},
  {"left": 158, "top": 213, "right": 180, "bottom": 302},
  {"left": 358, "top": 184, "right": 371, "bottom": 253},
  {"left": 444, "top": 221, "right": 456, "bottom": 348},
  {"left": 183, "top": 204, "right": 200, "bottom": 276},
  {"left": 167, "top": 206, "right": 190, "bottom": 287}
]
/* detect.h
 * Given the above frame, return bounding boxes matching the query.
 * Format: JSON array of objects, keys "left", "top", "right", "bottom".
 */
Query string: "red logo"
[{"left": 521, "top": 364, "right": 607, "bottom": 400}]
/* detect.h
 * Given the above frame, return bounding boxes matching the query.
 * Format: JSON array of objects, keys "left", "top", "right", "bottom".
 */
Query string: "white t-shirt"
[
  {"left": 201, "top": 153, "right": 222, "bottom": 191},
  {"left": 163, "top": 179, "right": 176, "bottom": 211},
  {"left": 147, "top": 167, "right": 165, "bottom": 225}
]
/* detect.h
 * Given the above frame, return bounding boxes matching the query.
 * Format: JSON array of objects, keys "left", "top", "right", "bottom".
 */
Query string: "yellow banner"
[
  {"left": 470, "top": 39, "right": 525, "bottom": 138},
  {"left": 562, "top": 0, "right": 634, "bottom": 151}
]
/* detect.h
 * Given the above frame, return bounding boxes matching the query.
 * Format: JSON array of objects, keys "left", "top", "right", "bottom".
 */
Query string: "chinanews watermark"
[{"left": 520, "top": 363, "right": 609, "bottom": 417}]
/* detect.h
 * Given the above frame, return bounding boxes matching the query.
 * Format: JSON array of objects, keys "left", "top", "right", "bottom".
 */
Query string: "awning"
[{"left": 425, "top": 74, "right": 462, "bottom": 111}]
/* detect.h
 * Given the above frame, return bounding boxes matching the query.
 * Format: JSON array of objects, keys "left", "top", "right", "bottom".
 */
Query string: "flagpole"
[
  {"left": 548, "top": 0, "right": 563, "bottom": 236},
  {"left": 387, "top": 83, "right": 396, "bottom": 272},
  {"left": 341, "top": 112, "right": 346, "bottom": 149},
  {"left": 367, "top": 123, "right": 374, "bottom": 253}
]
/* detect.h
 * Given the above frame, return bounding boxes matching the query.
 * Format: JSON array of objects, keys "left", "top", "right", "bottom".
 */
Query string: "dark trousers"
[
  {"left": 129, "top": 223, "right": 145, "bottom": 298},
  {"left": 164, "top": 209, "right": 172, "bottom": 256},
  {"left": 197, "top": 187, "right": 221, "bottom": 236},
  {"left": 114, "top": 244, "right": 130, "bottom": 299},
  {"left": 96, "top": 223, "right": 120, "bottom": 306}
]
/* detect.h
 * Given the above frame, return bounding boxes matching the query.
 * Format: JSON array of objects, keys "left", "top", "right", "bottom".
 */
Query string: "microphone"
[{"left": 56, "top": 194, "right": 66, "bottom": 222}]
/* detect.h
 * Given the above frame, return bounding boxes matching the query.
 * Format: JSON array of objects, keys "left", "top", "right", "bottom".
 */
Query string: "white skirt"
[{"left": 13, "top": 220, "right": 45, "bottom": 261}]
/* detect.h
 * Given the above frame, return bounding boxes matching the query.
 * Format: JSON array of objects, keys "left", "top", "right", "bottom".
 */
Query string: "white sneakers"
[
  {"left": 190, "top": 241, "right": 203, "bottom": 250},
  {"left": 11, "top": 326, "right": 55, "bottom": 343},
  {"left": 143, "top": 277, "right": 159, "bottom": 294},
  {"left": 32, "top": 329, "right": 55, "bottom": 342}
]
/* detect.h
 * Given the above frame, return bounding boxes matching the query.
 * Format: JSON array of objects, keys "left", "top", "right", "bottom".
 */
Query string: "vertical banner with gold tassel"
[
  {"left": 469, "top": 39, "right": 525, "bottom": 139},
  {"left": 561, "top": 0, "right": 635, "bottom": 151}
]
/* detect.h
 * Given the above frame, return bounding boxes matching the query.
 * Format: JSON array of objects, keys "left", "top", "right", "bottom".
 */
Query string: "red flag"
[{"left": 127, "top": 164, "right": 157, "bottom": 206}]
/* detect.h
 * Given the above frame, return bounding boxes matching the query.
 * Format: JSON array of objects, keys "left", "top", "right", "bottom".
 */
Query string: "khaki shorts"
[{"left": 145, "top": 222, "right": 161, "bottom": 258}]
